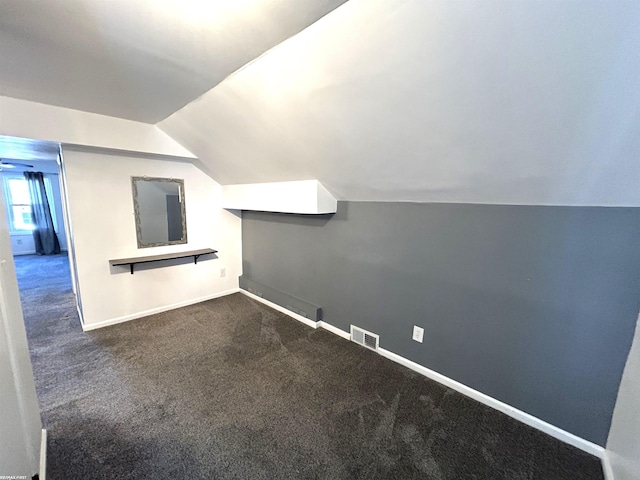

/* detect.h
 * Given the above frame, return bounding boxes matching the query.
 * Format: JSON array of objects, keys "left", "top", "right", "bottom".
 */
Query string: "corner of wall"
[{"left": 604, "top": 312, "right": 640, "bottom": 480}]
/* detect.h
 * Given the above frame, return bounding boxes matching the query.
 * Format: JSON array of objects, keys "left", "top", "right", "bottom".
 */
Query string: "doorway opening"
[{"left": 0, "top": 134, "right": 82, "bottom": 333}]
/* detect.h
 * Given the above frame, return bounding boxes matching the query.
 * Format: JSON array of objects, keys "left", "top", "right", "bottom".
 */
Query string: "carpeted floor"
[{"left": 15, "top": 254, "right": 604, "bottom": 479}]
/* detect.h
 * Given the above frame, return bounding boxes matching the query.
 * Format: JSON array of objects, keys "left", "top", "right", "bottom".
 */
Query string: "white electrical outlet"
[
  {"left": 220, "top": 267, "right": 226, "bottom": 277},
  {"left": 412, "top": 326, "right": 424, "bottom": 343}
]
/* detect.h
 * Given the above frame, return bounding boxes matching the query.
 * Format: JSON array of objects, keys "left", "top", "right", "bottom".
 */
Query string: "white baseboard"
[
  {"left": 82, "top": 288, "right": 240, "bottom": 331},
  {"left": 318, "top": 321, "right": 350, "bottom": 340},
  {"left": 240, "top": 288, "right": 605, "bottom": 459},
  {"left": 241, "top": 289, "right": 318, "bottom": 329},
  {"left": 240, "top": 289, "right": 349, "bottom": 336},
  {"left": 39, "top": 429, "right": 47, "bottom": 480},
  {"left": 376, "top": 347, "right": 604, "bottom": 458},
  {"left": 602, "top": 451, "right": 614, "bottom": 480}
]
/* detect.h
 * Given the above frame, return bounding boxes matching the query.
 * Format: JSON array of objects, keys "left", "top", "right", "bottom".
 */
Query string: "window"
[
  {"left": 3, "top": 176, "right": 34, "bottom": 232},
  {"left": 1, "top": 175, "right": 58, "bottom": 233}
]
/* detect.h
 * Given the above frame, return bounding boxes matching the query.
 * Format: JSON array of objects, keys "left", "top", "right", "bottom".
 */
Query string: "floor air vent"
[{"left": 350, "top": 325, "right": 379, "bottom": 351}]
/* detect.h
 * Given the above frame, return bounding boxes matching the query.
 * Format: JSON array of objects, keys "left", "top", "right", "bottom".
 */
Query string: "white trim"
[
  {"left": 237, "top": 290, "right": 605, "bottom": 459},
  {"left": 39, "top": 429, "right": 47, "bottom": 480},
  {"left": 240, "top": 289, "right": 318, "bottom": 329},
  {"left": 76, "top": 299, "right": 84, "bottom": 327},
  {"left": 317, "top": 321, "right": 350, "bottom": 340},
  {"left": 375, "top": 347, "right": 604, "bottom": 458},
  {"left": 82, "top": 288, "right": 240, "bottom": 331},
  {"left": 602, "top": 451, "right": 614, "bottom": 480}
]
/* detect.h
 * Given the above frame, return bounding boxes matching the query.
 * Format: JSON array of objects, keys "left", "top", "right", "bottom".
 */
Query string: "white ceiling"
[
  {"left": 2, "top": 0, "right": 640, "bottom": 205},
  {"left": 0, "top": 0, "right": 347, "bottom": 123},
  {"left": 159, "top": 0, "right": 640, "bottom": 206}
]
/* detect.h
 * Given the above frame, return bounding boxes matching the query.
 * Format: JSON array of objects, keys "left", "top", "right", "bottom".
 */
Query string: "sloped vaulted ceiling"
[
  {"left": 158, "top": 0, "right": 640, "bottom": 206},
  {"left": 0, "top": 0, "right": 348, "bottom": 123}
]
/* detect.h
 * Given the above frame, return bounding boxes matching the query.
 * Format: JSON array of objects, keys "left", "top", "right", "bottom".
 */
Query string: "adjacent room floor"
[{"left": 15, "top": 254, "right": 604, "bottom": 479}]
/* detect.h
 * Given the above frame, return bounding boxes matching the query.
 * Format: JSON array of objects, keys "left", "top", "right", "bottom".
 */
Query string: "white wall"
[
  {"left": 607, "top": 313, "right": 640, "bottom": 479},
  {"left": 0, "top": 182, "right": 42, "bottom": 477},
  {"left": 61, "top": 147, "right": 242, "bottom": 328},
  {"left": 159, "top": 0, "right": 640, "bottom": 206},
  {"left": 0, "top": 96, "right": 195, "bottom": 158},
  {"left": 9, "top": 234, "right": 35, "bottom": 255}
]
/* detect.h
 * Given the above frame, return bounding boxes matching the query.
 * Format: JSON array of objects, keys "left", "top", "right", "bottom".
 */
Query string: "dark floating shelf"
[{"left": 109, "top": 248, "right": 217, "bottom": 274}]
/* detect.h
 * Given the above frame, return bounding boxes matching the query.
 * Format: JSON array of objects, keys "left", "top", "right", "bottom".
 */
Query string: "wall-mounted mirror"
[{"left": 132, "top": 176, "right": 187, "bottom": 248}]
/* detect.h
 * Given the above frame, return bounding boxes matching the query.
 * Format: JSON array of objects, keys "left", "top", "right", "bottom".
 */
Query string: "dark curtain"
[{"left": 24, "top": 171, "right": 60, "bottom": 255}]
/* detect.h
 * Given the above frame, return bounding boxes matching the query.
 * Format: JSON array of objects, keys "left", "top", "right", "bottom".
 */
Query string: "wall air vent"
[{"left": 350, "top": 325, "right": 379, "bottom": 351}]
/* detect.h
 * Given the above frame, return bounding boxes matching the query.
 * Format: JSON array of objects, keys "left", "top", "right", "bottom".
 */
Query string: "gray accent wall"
[
  {"left": 240, "top": 277, "right": 322, "bottom": 321},
  {"left": 241, "top": 202, "right": 640, "bottom": 446}
]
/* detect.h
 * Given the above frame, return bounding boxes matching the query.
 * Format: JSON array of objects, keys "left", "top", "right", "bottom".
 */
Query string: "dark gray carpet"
[{"left": 15, "top": 254, "right": 604, "bottom": 479}]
